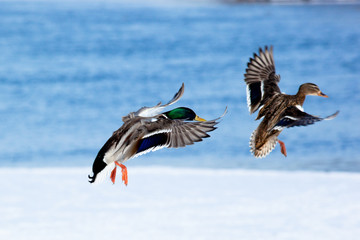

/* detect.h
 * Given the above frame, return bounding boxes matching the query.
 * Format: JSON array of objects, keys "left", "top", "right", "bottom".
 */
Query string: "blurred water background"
[{"left": 0, "top": 0, "right": 359, "bottom": 171}]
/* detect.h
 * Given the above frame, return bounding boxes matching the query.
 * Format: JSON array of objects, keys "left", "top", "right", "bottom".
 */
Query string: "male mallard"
[
  {"left": 89, "top": 83, "right": 226, "bottom": 184},
  {"left": 244, "top": 46, "right": 339, "bottom": 158}
]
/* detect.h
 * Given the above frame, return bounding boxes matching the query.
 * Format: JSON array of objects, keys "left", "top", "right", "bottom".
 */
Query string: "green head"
[{"left": 163, "top": 107, "right": 206, "bottom": 121}]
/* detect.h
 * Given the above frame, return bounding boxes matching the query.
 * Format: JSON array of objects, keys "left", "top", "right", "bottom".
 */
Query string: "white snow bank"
[{"left": 1, "top": 167, "right": 359, "bottom": 240}]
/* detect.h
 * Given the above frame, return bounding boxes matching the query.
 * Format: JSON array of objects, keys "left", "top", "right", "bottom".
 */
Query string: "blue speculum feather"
[
  {"left": 276, "top": 117, "right": 317, "bottom": 128},
  {"left": 137, "top": 133, "right": 168, "bottom": 154},
  {"left": 249, "top": 82, "right": 261, "bottom": 106},
  {"left": 276, "top": 118, "right": 294, "bottom": 127}
]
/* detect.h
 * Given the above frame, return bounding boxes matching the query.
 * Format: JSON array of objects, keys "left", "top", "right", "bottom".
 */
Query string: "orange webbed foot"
[
  {"left": 278, "top": 140, "right": 287, "bottom": 157},
  {"left": 110, "top": 166, "right": 117, "bottom": 184},
  {"left": 115, "top": 162, "right": 128, "bottom": 186}
]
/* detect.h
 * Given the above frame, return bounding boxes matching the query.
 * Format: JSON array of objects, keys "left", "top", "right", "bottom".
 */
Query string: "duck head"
[
  {"left": 164, "top": 107, "right": 206, "bottom": 121},
  {"left": 298, "top": 83, "right": 328, "bottom": 98}
]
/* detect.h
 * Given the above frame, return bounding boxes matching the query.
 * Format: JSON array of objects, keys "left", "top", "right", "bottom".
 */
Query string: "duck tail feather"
[{"left": 250, "top": 129, "right": 278, "bottom": 158}]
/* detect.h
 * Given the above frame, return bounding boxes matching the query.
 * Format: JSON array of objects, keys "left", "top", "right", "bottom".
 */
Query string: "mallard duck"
[
  {"left": 244, "top": 46, "right": 339, "bottom": 158},
  {"left": 88, "top": 83, "right": 226, "bottom": 184}
]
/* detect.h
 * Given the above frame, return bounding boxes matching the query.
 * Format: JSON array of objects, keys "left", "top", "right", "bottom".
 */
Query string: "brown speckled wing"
[{"left": 244, "top": 46, "right": 281, "bottom": 114}]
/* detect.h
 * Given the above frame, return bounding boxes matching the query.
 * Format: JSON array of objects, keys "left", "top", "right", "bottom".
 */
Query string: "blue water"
[{"left": 1, "top": 1, "right": 360, "bottom": 171}]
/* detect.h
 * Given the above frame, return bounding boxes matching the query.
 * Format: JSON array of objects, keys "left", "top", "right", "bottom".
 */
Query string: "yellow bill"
[{"left": 195, "top": 115, "right": 206, "bottom": 122}]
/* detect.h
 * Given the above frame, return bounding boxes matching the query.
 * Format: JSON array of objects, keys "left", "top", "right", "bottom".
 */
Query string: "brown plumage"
[{"left": 244, "top": 46, "right": 339, "bottom": 158}]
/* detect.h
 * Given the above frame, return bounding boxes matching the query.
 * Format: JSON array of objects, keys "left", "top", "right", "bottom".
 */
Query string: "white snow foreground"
[{"left": 1, "top": 167, "right": 359, "bottom": 240}]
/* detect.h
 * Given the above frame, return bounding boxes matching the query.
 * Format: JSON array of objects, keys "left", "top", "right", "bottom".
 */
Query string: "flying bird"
[
  {"left": 89, "top": 83, "right": 226, "bottom": 184},
  {"left": 244, "top": 46, "right": 339, "bottom": 158}
]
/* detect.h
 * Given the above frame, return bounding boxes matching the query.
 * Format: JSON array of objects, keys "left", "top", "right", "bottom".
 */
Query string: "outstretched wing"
[
  {"left": 133, "top": 119, "right": 219, "bottom": 157},
  {"left": 244, "top": 46, "right": 281, "bottom": 114},
  {"left": 273, "top": 106, "right": 339, "bottom": 130},
  {"left": 122, "top": 83, "right": 185, "bottom": 122},
  {"left": 166, "top": 119, "right": 218, "bottom": 148},
  {"left": 134, "top": 108, "right": 226, "bottom": 156},
  {"left": 166, "top": 107, "right": 227, "bottom": 148}
]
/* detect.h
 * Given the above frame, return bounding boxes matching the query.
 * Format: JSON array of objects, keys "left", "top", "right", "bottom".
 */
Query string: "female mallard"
[
  {"left": 244, "top": 46, "right": 339, "bottom": 158},
  {"left": 89, "top": 83, "right": 226, "bottom": 184}
]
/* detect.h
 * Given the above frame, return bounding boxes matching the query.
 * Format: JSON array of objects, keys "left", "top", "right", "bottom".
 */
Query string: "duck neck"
[{"left": 295, "top": 91, "right": 306, "bottom": 106}]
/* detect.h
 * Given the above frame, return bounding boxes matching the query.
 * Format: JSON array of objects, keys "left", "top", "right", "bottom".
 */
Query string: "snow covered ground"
[{"left": 1, "top": 167, "right": 359, "bottom": 240}]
